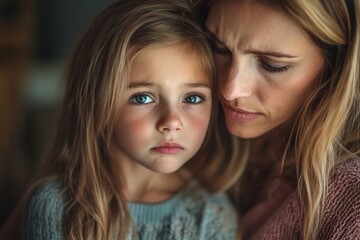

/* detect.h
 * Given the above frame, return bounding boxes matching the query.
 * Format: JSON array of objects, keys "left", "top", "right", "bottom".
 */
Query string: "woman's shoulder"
[
  {"left": 328, "top": 157, "right": 360, "bottom": 192},
  {"left": 319, "top": 157, "right": 360, "bottom": 237},
  {"left": 331, "top": 157, "right": 360, "bottom": 174},
  {"left": 329, "top": 155, "right": 360, "bottom": 186},
  {"left": 24, "top": 177, "right": 65, "bottom": 240}
]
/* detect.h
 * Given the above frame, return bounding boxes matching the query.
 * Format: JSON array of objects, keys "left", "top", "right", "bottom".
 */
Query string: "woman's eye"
[
  {"left": 183, "top": 94, "right": 205, "bottom": 104},
  {"left": 130, "top": 94, "right": 154, "bottom": 104},
  {"left": 261, "top": 61, "right": 289, "bottom": 73}
]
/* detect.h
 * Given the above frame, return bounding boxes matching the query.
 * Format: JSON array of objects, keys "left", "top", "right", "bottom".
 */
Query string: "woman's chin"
[{"left": 225, "top": 120, "right": 266, "bottom": 139}]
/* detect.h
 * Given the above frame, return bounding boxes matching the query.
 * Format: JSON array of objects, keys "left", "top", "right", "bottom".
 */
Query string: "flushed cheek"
[
  {"left": 186, "top": 112, "right": 211, "bottom": 146},
  {"left": 116, "top": 118, "right": 154, "bottom": 149}
]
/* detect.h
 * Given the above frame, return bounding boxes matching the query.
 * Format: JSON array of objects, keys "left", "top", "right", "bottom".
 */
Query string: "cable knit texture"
[
  {"left": 247, "top": 158, "right": 360, "bottom": 239},
  {"left": 25, "top": 179, "right": 238, "bottom": 240}
]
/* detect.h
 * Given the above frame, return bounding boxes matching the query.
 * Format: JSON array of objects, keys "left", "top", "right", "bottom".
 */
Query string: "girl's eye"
[
  {"left": 130, "top": 94, "right": 154, "bottom": 104},
  {"left": 212, "top": 43, "right": 231, "bottom": 55},
  {"left": 209, "top": 37, "right": 231, "bottom": 56},
  {"left": 261, "top": 61, "right": 289, "bottom": 73},
  {"left": 183, "top": 94, "right": 205, "bottom": 104}
]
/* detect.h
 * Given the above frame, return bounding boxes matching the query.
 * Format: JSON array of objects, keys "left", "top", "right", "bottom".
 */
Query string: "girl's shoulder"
[
  {"left": 24, "top": 177, "right": 65, "bottom": 240},
  {"left": 181, "top": 179, "right": 235, "bottom": 209},
  {"left": 27, "top": 177, "right": 65, "bottom": 210},
  {"left": 180, "top": 180, "right": 239, "bottom": 239}
]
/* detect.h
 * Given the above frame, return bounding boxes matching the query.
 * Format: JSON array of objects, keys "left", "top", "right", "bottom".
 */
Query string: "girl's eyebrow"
[
  {"left": 184, "top": 83, "right": 211, "bottom": 88},
  {"left": 128, "top": 82, "right": 211, "bottom": 89},
  {"left": 128, "top": 82, "right": 157, "bottom": 88}
]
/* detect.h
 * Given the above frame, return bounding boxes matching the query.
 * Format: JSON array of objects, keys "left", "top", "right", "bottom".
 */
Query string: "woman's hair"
[
  {"left": 195, "top": 0, "right": 360, "bottom": 239},
  {"left": 23, "top": 0, "right": 246, "bottom": 239}
]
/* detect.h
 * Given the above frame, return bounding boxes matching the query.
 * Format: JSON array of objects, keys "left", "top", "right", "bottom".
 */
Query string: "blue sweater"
[{"left": 25, "top": 179, "right": 238, "bottom": 239}]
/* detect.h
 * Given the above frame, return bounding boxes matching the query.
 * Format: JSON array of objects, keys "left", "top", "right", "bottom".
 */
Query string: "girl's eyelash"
[
  {"left": 129, "top": 93, "right": 154, "bottom": 104},
  {"left": 261, "top": 62, "right": 289, "bottom": 73},
  {"left": 183, "top": 93, "right": 207, "bottom": 104}
]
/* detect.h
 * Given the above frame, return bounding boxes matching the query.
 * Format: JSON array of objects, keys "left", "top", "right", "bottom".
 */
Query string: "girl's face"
[
  {"left": 112, "top": 44, "right": 212, "bottom": 174},
  {"left": 206, "top": 0, "right": 324, "bottom": 139}
]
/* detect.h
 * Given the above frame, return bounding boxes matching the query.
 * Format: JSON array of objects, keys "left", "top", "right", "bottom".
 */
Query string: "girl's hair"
[
  {"left": 195, "top": 0, "right": 360, "bottom": 239},
  {"left": 24, "top": 0, "right": 246, "bottom": 239}
]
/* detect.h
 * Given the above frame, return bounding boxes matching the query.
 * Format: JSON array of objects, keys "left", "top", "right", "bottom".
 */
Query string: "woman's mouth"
[{"left": 223, "top": 104, "right": 261, "bottom": 122}]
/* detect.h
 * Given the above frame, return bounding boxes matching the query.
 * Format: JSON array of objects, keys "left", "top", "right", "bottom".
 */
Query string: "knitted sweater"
[
  {"left": 244, "top": 158, "right": 360, "bottom": 239},
  {"left": 25, "top": 179, "right": 238, "bottom": 240}
]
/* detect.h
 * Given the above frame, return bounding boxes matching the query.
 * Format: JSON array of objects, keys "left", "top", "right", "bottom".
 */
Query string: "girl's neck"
[
  {"left": 122, "top": 168, "right": 190, "bottom": 203},
  {"left": 109, "top": 144, "right": 191, "bottom": 203}
]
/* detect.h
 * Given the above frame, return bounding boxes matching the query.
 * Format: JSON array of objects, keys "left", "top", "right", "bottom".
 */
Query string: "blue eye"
[
  {"left": 183, "top": 94, "right": 205, "bottom": 104},
  {"left": 130, "top": 94, "right": 154, "bottom": 104}
]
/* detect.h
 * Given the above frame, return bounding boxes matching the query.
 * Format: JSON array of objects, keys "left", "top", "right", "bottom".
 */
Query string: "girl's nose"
[{"left": 156, "top": 107, "right": 183, "bottom": 132}]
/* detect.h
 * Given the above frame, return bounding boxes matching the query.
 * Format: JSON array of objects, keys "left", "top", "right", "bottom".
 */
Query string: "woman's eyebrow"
[{"left": 247, "top": 50, "right": 298, "bottom": 58}]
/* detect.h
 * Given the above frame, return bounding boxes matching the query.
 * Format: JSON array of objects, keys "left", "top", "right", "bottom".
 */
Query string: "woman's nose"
[
  {"left": 156, "top": 106, "right": 183, "bottom": 132},
  {"left": 220, "top": 60, "right": 254, "bottom": 101}
]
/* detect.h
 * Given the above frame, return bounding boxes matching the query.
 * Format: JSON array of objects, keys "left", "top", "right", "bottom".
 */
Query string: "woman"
[{"left": 197, "top": 0, "right": 360, "bottom": 239}]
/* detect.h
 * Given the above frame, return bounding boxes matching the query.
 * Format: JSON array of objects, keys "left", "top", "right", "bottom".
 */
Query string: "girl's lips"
[
  {"left": 223, "top": 104, "right": 261, "bottom": 122},
  {"left": 151, "top": 142, "right": 184, "bottom": 154}
]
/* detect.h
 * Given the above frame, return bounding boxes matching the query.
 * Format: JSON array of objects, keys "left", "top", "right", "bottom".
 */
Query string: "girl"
[
  {"left": 23, "top": 0, "right": 244, "bottom": 239},
  {"left": 199, "top": 0, "right": 360, "bottom": 239}
]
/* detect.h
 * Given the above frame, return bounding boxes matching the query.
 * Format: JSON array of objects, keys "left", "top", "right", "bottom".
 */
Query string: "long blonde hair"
[
  {"left": 24, "top": 0, "right": 246, "bottom": 239},
  {"left": 195, "top": 0, "right": 360, "bottom": 239},
  {"left": 281, "top": 1, "right": 360, "bottom": 238}
]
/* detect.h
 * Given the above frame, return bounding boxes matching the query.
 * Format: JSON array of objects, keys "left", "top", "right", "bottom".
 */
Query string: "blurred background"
[{"left": 0, "top": 0, "right": 115, "bottom": 226}]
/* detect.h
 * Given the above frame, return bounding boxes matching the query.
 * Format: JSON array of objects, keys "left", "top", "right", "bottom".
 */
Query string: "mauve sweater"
[{"left": 243, "top": 158, "right": 360, "bottom": 239}]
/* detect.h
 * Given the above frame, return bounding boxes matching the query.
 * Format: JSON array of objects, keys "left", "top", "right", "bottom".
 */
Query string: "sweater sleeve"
[
  {"left": 24, "top": 179, "right": 65, "bottom": 240},
  {"left": 318, "top": 158, "right": 360, "bottom": 239}
]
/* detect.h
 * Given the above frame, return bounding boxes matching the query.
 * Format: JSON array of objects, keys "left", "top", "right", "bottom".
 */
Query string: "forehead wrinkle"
[
  {"left": 209, "top": 0, "right": 249, "bottom": 54},
  {"left": 210, "top": 0, "right": 314, "bottom": 58}
]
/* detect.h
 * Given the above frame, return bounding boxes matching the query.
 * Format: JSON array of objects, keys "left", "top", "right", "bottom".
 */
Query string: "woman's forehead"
[{"left": 206, "top": 0, "right": 313, "bottom": 55}]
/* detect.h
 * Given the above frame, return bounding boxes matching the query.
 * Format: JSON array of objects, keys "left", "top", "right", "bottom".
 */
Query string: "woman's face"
[{"left": 206, "top": 0, "right": 324, "bottom": 139}]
